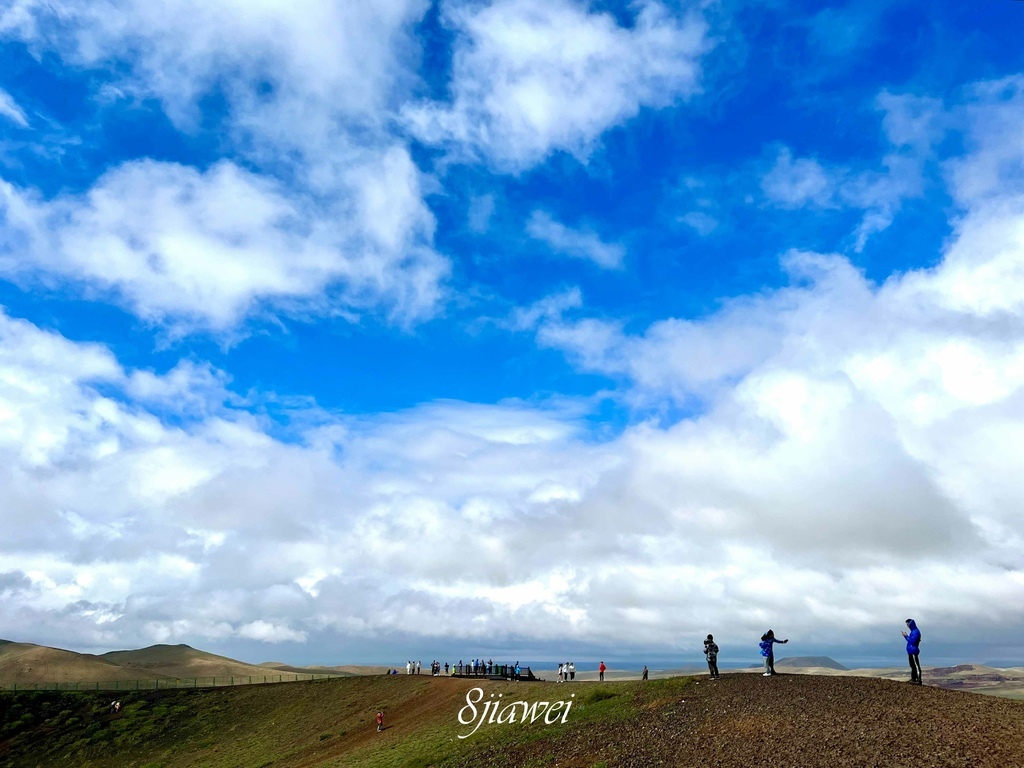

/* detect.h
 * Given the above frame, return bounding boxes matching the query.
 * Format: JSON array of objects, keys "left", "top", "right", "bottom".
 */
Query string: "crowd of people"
[{"left": 397, "top": 659, "right": 529, "bottom": 679}]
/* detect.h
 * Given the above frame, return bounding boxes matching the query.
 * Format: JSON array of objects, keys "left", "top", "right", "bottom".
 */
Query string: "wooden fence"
[{"left": 0, "top": 673, "right": 345, "bottom": 692}]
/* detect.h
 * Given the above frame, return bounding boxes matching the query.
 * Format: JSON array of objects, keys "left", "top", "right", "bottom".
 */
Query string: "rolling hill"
[
  {"left": 100, "top": 643, "right": 283, "bottom": 680},
  {"left": 0, "top": 641, "right": 143, "bottom": 686},
  {"left": 0, "top": 640, "right": 363, "bottom": 688}
]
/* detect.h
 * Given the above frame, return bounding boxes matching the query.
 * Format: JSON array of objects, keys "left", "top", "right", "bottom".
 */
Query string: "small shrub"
[{"left": 319, "top": 733, "right": 331, "bottom": 741}]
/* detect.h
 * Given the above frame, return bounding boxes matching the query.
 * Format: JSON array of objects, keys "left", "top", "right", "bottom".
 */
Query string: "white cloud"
[
  {"left": 946, "top": 75, "right": 1024, "bottom": 206},
  {"left": 0, "top": 0, "right": 449, "bottom": 333},
  {"left": 679, "top": 211, "right": 718, "bottom": 236},
  {"left": 526, "top": 210, "right": 625, "bottom": 269},
  {"left": 0, "top": 88, "right": 29, "bottom": 127},
  {"left": 239, "top": 620, "right": 307, "bottom": 643},
  {"left": 876, "top": 90, "right": 947, "bottom": 154},
  {"left": 0, "top": 154, "right": 448, "bottom": 332},
  {"left": 761, "top": 144, "right": 925, "bottom": 251},
  {"left": 403, "top": 0, "right": 709, "bottom": 170},
  {"left": 1, "top": 0, "right": 426, "bottom": 151},
  {"left": 761, "top": 147, "right": 836, "bottom": 209}
]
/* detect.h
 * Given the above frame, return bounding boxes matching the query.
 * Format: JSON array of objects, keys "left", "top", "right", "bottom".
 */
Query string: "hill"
[
  {"left": 100, "top": 643, "right": 279, "bottom": 680},
  {"left": 774, "top": 656, "right": 848, "bottom": 670},
  {"left": 2, "top": 672, "right": 1023, "bottom": 767},
  {"left": 0, "top": 641, "right": 142, "bottom": 686},
  {"left": 0, "top": 640, "right": 391, "bottom": 688}
]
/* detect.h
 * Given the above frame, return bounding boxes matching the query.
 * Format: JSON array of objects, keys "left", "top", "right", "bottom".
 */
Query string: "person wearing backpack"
[
  {"left": 703, "top": 634, "right": 720, "bottom": 679},
  {"left": 902, "top": 618, "right": 923, "bottom": 685}
]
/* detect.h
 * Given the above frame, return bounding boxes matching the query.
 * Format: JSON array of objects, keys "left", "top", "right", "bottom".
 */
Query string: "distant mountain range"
[
  {"left": 775, "top": 656, "right": 849, "bottom": 671},
  {"left": 747, "top": 656, "right": 849, "bottom": 671},
  {"left": 0, "top": 639, "right": 384, "bottom": 686}
]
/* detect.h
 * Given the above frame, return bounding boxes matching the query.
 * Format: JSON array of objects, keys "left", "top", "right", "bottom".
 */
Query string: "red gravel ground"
[{"left": 468, "top": 672, "right": 1024, "bottom": 768}]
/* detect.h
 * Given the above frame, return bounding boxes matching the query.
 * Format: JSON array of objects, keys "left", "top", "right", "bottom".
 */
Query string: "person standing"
[
  {"left": 642, "top": 665, "right": 649, "bottom": 681},
  {"left": 376, "top": 710, "right": 384, "bottom": 732},
  {"left": 903, "top": 618, "right": 923, "bottom": 685},
  {"left": 558, "top": 662, "right": 564, "bottom": 682},
  {"left": 759, "top": 630, "right": 788, "bottom": 676},
  {"left": 599, "top": 661, "right": 607, "bottom": 682},
  {"left": 569, "top": 662, "right": 575, "bottom": 681},
  {"left": 704, "top": 634, "right": 720, "bottom": 679}
]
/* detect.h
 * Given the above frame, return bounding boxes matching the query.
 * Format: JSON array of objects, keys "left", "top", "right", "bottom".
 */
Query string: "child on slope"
[{"left": 703, "top": 634, "right": 720, "bottom": 679}]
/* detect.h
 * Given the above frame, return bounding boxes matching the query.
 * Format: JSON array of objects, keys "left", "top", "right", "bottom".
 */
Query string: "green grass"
[{"left": 0, "top": 675, "right": 695, "bottom": 768}]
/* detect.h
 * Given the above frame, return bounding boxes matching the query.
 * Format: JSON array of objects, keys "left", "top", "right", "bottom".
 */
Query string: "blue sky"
[{"left": 2, "top": 0, "right": 1024, "bottom": 667}]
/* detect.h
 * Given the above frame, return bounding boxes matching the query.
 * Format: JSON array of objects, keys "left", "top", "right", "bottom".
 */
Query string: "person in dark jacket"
[
  {"left": 902, "top": 618, "right": 922, "bottom": 685},
  {"left": 703, "top": 634, "right": 720, "bottom": 679},
  {"left": 759, "top": 629, "right": 788, "bottom": 676}
]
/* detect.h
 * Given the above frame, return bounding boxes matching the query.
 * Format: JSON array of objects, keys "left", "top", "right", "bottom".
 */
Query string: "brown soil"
[{"left": 467, "top": 673, "right": 1024, "bottom": 768}]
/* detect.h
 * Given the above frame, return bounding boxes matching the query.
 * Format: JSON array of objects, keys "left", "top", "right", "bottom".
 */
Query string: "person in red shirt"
[
  {"left": 376, "top": 710, "right": 384, "bottom": 732},
  {"left": 599, "top": 661, "right": 606, "bottom": 681}
]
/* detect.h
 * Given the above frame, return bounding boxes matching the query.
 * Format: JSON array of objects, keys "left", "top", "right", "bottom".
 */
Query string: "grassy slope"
[
  {"left": 0, "top": 674, "right": 677, "bottom": 768},
  {"left": 4, "top": 673, "right": 1024, "bottom": 767}
]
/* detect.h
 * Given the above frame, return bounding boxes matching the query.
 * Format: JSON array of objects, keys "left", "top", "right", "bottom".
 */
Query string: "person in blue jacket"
[
  {"left": 902, "top": 618, "right": 922, "bottom": 685},
  {"left": 759, "top": 629, "right": 788, "bottom": 676}
]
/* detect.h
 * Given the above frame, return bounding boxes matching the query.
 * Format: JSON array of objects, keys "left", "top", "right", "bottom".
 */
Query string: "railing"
[{"left": 0, "top": 673, "right": 345, "bottom": 692}]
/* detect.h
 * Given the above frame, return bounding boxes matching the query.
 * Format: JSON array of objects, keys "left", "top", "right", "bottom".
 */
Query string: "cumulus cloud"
[
  {"left": 526, "top": 211, "right": 625, "bottom": 269},
  {"left": 403, "top": 0, "right": 709, "bottom": 170},
  {"left": 0, "top": 154, "right": 447, "bottom": 332},
  {"left": 0, "top": 0, "right": 449, "bottom": 333},
  {"left": 0, "top": 0, "right": 426, "bottom": 150}
]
